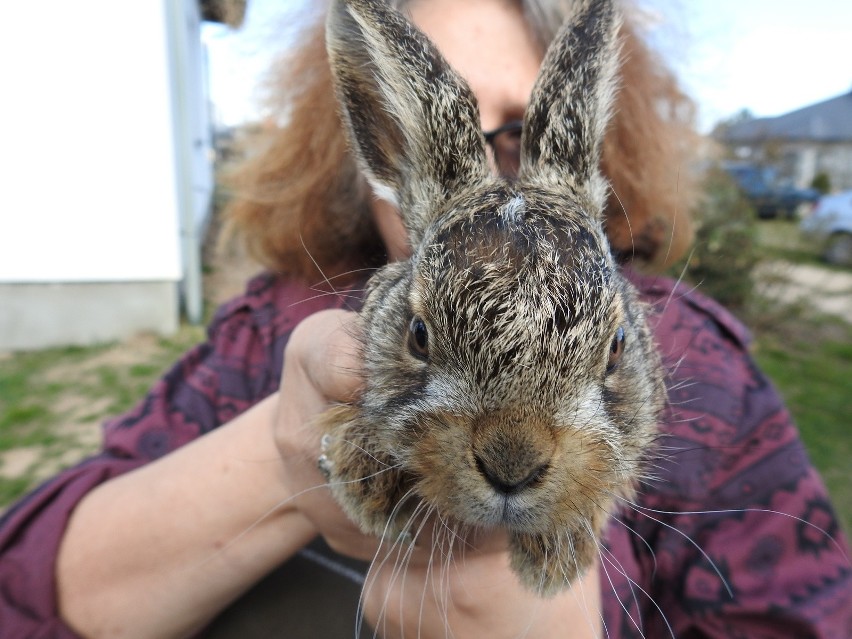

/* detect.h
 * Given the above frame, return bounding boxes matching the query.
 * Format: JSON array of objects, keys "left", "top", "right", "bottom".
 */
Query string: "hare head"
[{"left": 322, "top": 0, "right": 666, "bottom": 594}]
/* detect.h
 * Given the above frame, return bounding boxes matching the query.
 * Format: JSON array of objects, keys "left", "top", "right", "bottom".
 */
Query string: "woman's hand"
[
  {"left": 274, "top": 309, "right": 602, "bottom": 637},
  {"left": 363, "top": 537, "right": 602, "bottom": 638},
  {"left": 274, "top": 308, "right": 385, "bottom": 560}
]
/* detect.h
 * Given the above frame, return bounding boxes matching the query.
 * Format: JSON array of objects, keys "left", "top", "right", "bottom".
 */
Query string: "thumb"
[{"left": 286, "top": 309, "right": 364, "bottom": 404}]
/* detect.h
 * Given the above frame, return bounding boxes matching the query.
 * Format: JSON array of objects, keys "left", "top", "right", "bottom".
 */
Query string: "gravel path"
[{"left": 756, "top": 262, "right": 852, "bottom": 319}]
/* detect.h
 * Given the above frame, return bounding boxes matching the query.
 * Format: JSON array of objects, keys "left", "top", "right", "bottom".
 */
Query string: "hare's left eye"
[
  {"left": 408, "top": 316, "right": 429, "bottom": 360},
  {"left": 606, "top": 326, "right": 625, "bottom": 373}
]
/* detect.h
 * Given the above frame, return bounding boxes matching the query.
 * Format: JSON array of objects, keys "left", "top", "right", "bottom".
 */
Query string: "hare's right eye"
[
  {"left": 606, "top": 326, "right": 625, "bottom": 373},
  {"left": 407, "top": 316, "right": 429, "bottom": 360}
]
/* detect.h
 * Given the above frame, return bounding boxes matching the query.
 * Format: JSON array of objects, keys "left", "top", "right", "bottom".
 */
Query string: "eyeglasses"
[{"left": 483, "top": 120, "right": 523, "bottom": 179}]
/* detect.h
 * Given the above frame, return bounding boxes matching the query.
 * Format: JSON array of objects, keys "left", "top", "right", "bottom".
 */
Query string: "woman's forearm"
[{"left": 56, "top": 394, "right": 317, "bottom": 639}]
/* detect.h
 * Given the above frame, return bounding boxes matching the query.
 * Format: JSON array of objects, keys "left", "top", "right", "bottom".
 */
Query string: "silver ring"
[{"left": 317, "top": 453, "right": 332, "bottom": 479}]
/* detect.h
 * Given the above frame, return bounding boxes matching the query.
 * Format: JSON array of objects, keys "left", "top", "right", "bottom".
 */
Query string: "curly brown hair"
[{"left": 221, "top": 0, "right": 697, "bottom": 283}]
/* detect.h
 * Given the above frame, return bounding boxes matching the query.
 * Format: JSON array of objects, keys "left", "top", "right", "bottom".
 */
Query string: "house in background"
[
  {"left": 0, "top": 0, "right": 245, "bottom": 351},
  {"left": 716, "top": 90, "right": 852, "bottom": 193}
]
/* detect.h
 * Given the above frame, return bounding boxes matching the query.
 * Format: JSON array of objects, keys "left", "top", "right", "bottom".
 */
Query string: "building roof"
[
  {"left": 200, "top": 0, "right": 246, "bottom": 27},
  {"left": 721, "top": 90, "right": 852, "bottom": 144}
]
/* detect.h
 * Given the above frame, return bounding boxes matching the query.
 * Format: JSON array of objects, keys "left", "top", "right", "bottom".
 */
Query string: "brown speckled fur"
[{"left": 320, "top": 0, "right": 665, "bottom": 595}]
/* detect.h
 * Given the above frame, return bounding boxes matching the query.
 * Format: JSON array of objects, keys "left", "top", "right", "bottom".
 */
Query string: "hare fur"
[{"left": 318, "top": 0, "right": 665, "bottom": 595}]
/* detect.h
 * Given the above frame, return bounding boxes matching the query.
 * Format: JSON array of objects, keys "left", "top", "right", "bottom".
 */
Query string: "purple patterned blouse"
[{"left": 1, "top": 271, "right": 850, "bottom": 638}]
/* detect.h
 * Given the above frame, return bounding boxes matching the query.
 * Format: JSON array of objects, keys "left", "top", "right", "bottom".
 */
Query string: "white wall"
[{"left": 0, "top": 1, "right": 182, "bottom": 283}]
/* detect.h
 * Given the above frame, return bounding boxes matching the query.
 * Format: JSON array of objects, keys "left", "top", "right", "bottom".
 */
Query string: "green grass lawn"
[
  {"left": 0, "top": 326, "right": 205, "bottom": 506},
  {"left": 754, "top": 218, "right": 816, "bottom": 262},
  {"left": 753, "top": 318, "right": 852, "bottom": 536}
]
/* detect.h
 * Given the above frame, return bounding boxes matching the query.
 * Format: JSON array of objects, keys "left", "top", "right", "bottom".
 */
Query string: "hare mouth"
[{"left": 455, "top": 490, "right": 548, "bottom": 532}]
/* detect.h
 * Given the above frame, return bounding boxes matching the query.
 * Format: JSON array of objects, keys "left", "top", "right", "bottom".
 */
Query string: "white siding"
[{"left": 1, "top": 1, "right": 183, "bottom": 283}]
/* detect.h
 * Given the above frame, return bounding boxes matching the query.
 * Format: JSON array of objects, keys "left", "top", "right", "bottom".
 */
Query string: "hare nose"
[{"left": 474, "top": 455, "right": 549, "bottom": 495}]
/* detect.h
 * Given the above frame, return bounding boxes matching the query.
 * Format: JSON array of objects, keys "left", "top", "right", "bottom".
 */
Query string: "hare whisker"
[
  {"left": 359, "top": 491, "right": 420, "bottom": 626},
  {"left": 195, "top": 476, "right": 380, "bottom": 569},
  {"left": 335, "top": 436, "right": 396, "bottom": 468},
  {"left": 587, "top": 523, "right": 648, "bottom": 637},
  {"left": 597, "top": 543, "right": 643, "bottom": 639},
  {"left": 332, "top": 464, "right": 406, "bottom": 490},
  {"left": 625, "top": 499, "right": 849, "bottom": 564},
  {"left": 612, "top": 495, "right": 734, "bottom": 598},
  {"left": 358, "top": 493, "right": 425, "bottom": 639},
  {"left": 599, "top": 542, "right": 676, "bottom": 639},
  {"left": 564, "top": 530, "right": 579, "bottom": 584},
  {"left": 656, "top": 243, "right": 697, "bottom": 319},
  {"left": 314, "top": 266, "right": 377, "bottom": 283},
  {"left": 298, "top": 231, "right": 339, "bottom": 296},
  {"left": 441, "top": 527, "right": 458, "bottom": 635},
  {"left": 659, "top": 170, "right": 682, "bottom": 270},
  {"left": 662, "top": 385, "right": 702, "bottom": 407},
  {"left": 386, "top": 506, "right": 429, "bottom": 636},
  {"left": 287, "top": 290, "right": 366, "bottom": 309},
  {"left": 595, "top": 517, "right": 682, "bottom": 639},
  {"left": 608, "top": 185, "right": 636, "bottom": 262},
  {"left": 537, "top": 543, "right": 552, "bottom": 603}
]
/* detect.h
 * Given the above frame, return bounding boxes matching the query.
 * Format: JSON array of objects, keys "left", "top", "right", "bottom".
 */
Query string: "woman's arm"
[
  {"left": 55, "top": 310, "right": 359, "bottom": 638},
  {"left": 56, "top": 394, "right": 316, "bottom": 638}
]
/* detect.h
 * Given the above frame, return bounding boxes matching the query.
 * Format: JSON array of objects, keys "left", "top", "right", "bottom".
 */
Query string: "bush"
[
  {"left": 671, "top": 166, "right": 762, "bottom": 311},
  {"left": 810, "top": 172, "right": 831, "bottom": 195}
]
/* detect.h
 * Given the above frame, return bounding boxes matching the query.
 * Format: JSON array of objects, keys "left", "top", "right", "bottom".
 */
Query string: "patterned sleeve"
[
  {"left": 602, "top": 273, "right": 852, "bottom": 638},
  {"left": 0, "top": 273, "right": 348, "bottom": 637}
]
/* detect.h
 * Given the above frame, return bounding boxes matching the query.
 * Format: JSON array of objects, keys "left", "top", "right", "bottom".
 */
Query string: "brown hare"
[{"left": 318, "top": 0, "right": 665, "bottom": 595}]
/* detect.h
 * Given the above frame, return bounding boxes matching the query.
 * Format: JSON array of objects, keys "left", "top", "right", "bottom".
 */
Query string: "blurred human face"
[
  {"left": 409, "top": 0, "right": 542, "bottom": 133},
  {"left": 372, "top": 0, "right": 544, "bottom": 261}
]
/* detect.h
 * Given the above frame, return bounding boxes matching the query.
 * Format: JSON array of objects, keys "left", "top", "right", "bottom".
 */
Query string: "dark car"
[{"left": 723, "top": 163, "right": 819, "bottom": 219}]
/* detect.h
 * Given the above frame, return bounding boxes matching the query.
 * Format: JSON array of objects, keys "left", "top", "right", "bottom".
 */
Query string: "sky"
[{"left": 202, "top": 0, "right": 852, "bottom": 133}]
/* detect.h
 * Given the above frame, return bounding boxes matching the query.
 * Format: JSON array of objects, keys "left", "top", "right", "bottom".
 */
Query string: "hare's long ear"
[
  {"left": 327, "top": 0, "right": 489, "bottom": 241},
  {"left": 521, "top": 0, "right": 621, "bottom": 214}
]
